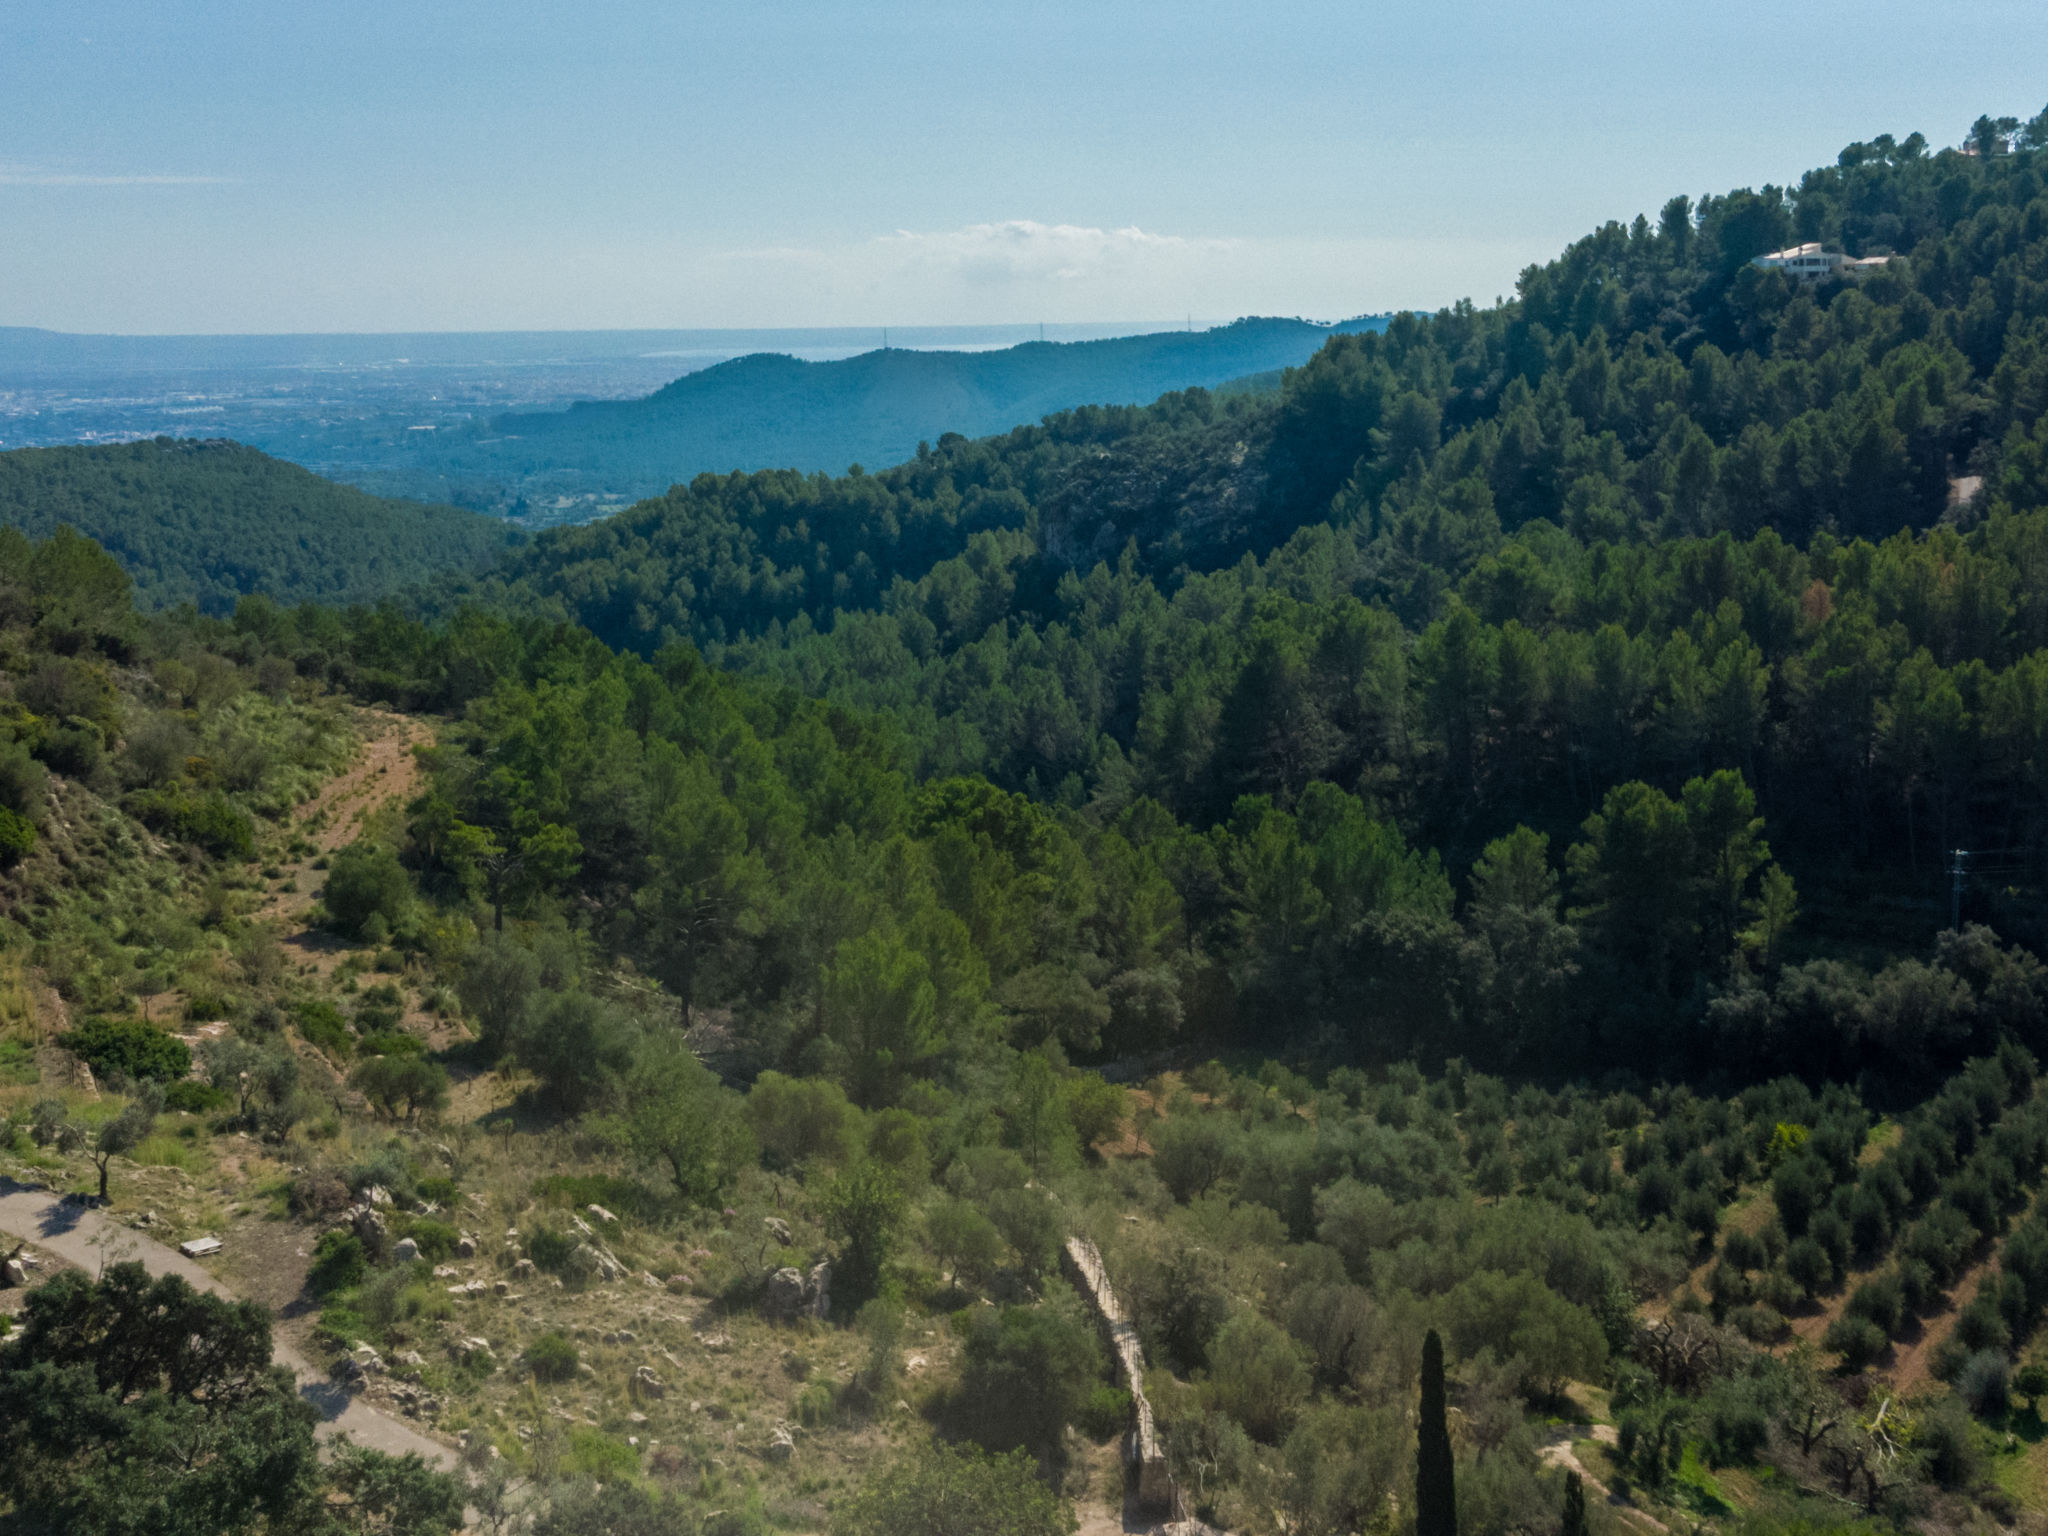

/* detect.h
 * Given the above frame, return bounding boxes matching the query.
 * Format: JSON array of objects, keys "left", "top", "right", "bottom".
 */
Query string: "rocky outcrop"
[
  {"left": 762, "top": 1260, "right": 831, "bottom": 1321},
  {"left": 1063, "top": 1236, "right": 1176, "bottom": 1513}
]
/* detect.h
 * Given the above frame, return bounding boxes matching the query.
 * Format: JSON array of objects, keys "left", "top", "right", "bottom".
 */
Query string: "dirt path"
[
  {"left": 1538, "top": 1424, "right": 1668, "bottom": 1534},
  {"left": 262, "top": 710, "right": 434, "bottom": 978},
  {"left": 0, "top": 1177, "right": 455, "bottom": 1469}
]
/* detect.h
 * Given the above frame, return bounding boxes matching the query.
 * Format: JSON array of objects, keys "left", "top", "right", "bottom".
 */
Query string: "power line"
[{"left": 1947, "top": 847, "right": 2035, "bottom": 930}]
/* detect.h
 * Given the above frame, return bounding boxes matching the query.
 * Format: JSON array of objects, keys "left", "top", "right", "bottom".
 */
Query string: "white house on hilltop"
[{"left": 1752, "top": 243, "right": 1894, "bottom": 284}]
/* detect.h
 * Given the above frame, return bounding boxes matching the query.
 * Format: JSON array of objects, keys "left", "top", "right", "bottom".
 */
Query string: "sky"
[{"left": 3, "top": 1, "right": 2046, "bottom": 335}]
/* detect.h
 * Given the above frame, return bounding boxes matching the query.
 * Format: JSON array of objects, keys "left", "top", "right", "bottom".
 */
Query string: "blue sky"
[{"left": 4, "top": 0, "right": 2045, "bottom": 333}]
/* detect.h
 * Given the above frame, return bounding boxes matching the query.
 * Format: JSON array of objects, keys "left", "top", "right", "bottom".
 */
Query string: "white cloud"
[
  {"left": 0, "top": 162, "right": 235, "bottom": 187},
  {"left": 690, "top": 221, "right": 1534, "bottom": 327},
  {"left": 876, "top": 220, "right": 1233, "bottom": 286}
]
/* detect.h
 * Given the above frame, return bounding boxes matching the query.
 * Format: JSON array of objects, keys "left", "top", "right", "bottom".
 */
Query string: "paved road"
[{"left": 0, "top": 1177, "right": 457, "bottom": 1470}]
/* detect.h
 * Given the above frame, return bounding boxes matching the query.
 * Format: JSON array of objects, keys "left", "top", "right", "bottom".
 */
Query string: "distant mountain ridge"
[{"left": 398, "top": 315, "right": 1390, "bottom": 508}]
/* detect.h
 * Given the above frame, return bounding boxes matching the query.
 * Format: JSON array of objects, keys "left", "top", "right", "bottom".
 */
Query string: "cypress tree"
[
  {"left": 1417, "top": 1327, "right": 1456, "bottom": 1536},
  {"left": 1559, "top": 1469, "right": 1588, "bottom": 1536}
]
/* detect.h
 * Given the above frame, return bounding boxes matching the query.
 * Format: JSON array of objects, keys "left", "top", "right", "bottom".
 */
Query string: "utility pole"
[{"left": 1945, "top": 846, "right": 2030, "bottom": 932}]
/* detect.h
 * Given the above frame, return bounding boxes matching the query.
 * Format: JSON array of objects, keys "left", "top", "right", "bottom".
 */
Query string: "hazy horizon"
[{"left": 7, "top": 1, "right": 2047, "bottom": 335}]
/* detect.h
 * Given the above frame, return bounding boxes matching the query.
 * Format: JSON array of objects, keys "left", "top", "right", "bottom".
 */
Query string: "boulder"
[
  {"left": 567, "top": 1242, "right": 625, "bottom": 1282},
  {"left": 392, "top": 1237, "right": 420, "bottom": 1264},
  {"left": 351, "top": 1345, "right": 385, "bottom": 1375},
  {"left": 766, "top": 1425, "right": 795, "bottom": 1463},
  {"left": 363, "top": 1185, "right": 394, "bottom": 1208},
  {"left": 3, "top": 1258, "right": 29, "bottom": 1288},
  {"left": 763, "top": 1266, "right": 807, "bottom": 1320},
  {"left": 586, "top": 1204, "right": 617, "bottom": 1225},
  {"left": 803, "top": 1261, "right": 831, "bottom": 1320},
  {"left": 352, "top": 1208, "right": 389, "bottom": 1256},
  {"left": 454, "top": 1233, "right": 478, "bottom": 1259},
  {"left": 633, "top": 1365, "right": 666, "bottom": 1399},
  {"left": 511, "top": 1257, "right": 537, "bottom": 1279},
  {"left": 763, "top": 1216, "right": 793, "bottom": 1245}
]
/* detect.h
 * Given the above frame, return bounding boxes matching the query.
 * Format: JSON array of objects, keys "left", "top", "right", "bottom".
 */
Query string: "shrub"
[
  {"left": 310, "top": 1231, "right": 368, "bottom": 1296},
  {"left": 526, "top": 1331, "right": 579, "bottom": 1383},
  {"left": 1783, "top": 1238, "right": 1831, "bottom": 1298},
  {"left": 297, "top": 1001, "right": 352, "bottom": 1061},
  {"left": 1958, "top": 1349, "right": 2011, "bottom": 1417},
  {"left": 129, "top": 787, "right": 254, "bottom": 860},
  {"left": 531, "top": 1173, "right": 664, "bottom": 1224},
  {"left": 1153, "top": 1113, "right": 1238, "bottom": 1202},
  {"left": 0, "top": 807, "right": 34, "bottom": 866},
  {"left": 1077, "top": 1384, "right": 1132, "bottom": 1441},
  {"left": 525, "top": 1226, "right": 577, "bottom": 1274},
  {"left": 948, "top": 1299, "right": 1103, "bottom": 1471},
  {"left": 59, "top": 1015, "right": 191, "bottom": 1083},
  {"left": 350, "top": 1054, "right": 448, "bottom": 1120},
  {"left": 323, "top": 841, "right": 412, "bottom": 940},
  {"left": 562, "top": 1428, "right": 639, "bottom": 1480},
  {"left": 1844, "top": 1271, "right": 1904, "bottom": 1337},
  {"left": 1820, "top": 1315, "right": 1887, "bottom": 1369},
  {"left": 746, "top": 1070, "right": 864, "bottom": 1169},
  {"left": 395, "top": 1217, "right": 457, "bottom": 1262},
  {"left": 162, "top": 1079, "right": 229, "bottom": 1113},
  {"left": 832, "top": 1442, "right": 1073, "bottom": 1536},
  {"left": 1205, "top": 1311, "right": 1310, "bottom": 1443}
]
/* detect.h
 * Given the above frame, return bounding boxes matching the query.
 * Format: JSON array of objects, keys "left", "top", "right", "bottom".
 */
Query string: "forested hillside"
[
  {"left": 0, "top": 438, "right": 515, "bottom": 613},
  {"left": 392, "top": 315, "right": 1389, "bottom": 509},
  {"left": 12, "top": 112, "right": 2048, "bottom": 1536}
]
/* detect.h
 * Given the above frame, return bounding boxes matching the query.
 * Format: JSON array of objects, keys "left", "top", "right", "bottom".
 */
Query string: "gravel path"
[{"left": 0, "top": 1177, "right": 456, "bottom": 1469}]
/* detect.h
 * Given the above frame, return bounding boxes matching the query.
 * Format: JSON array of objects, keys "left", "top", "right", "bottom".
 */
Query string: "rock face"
[
  {"left": 567, "top": 1242, "right": 626, "bottom": 1282},
  {"left": 762, "top": 1260, "right": 831, "bottom": 1321},
  {"left": 1064, "top": 1236, "right": 1176, "bottom": 1513}
]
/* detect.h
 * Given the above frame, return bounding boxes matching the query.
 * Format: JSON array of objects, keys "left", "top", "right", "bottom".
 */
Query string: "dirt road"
[{"left": 0, "top": 1177, "right": 455, "bottom": 1470}]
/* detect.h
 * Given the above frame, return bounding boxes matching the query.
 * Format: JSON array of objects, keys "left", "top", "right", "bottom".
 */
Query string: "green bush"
[
  {"left": 532, "top": 1172, "right": 665, "bottom": 1224},
  {"left": 0, "top": 807, "right": 35, "bottom": 866},
  {"left": 59, "top": 1016, "right": 192, "bottom": 1083},
  {"left": 310, "top": 1231, "right": 368, "bottom": 1297},
  {"left": 130, "top": 787, "right": 254, "bottom": 861},
  {"left": 297, "top": 1001, "right": 352, "bottom": 1061},
  {"left": 562, "top": 1427, "right": 639, "bottom": 1480},
  {"left": 525, "top": 1331, "right": 579, "bottom": 1382},
  {"left": 393, "top": 1216, "right": 457, "bottom": 1262},
  {"left": 1077, "top": 1383, "right": 1132, "bottom": 1441},
  {"left": 163, "top": 1079, "right": 229, "bottom": 1114},
  {"left": 324, "top": 842, "right": 411, "bottom": 940},
  {"left": 832, "top": 1442, "right": 1072, "bottom": 1536},
  {"left": 349, "top": 1054, "right": 448, "bottom": 1120},
  {"left": 1820, "top": 1315, "right": 1887, "bottom": 1369},
  {"left": 415, "top": 1174, "right": 458, "bottom": 1205},
  {"left": 525, "top": 1226, "right": 577, "bottom": 1273}
]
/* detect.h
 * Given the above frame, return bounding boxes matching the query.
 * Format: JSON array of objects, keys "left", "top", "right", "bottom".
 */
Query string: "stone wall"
[{"left": 1062, "top": 1235, "right": 1177, "bottom": 1512}]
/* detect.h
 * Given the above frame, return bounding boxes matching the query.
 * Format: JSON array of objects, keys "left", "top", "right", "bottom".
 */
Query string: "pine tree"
[
  {"left": 1559, "top": 1469, "right": 1588, "bottom": 1536},
  {"left": 1417, "top": 1328, "right": 1456, "bottom": 1536}
]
